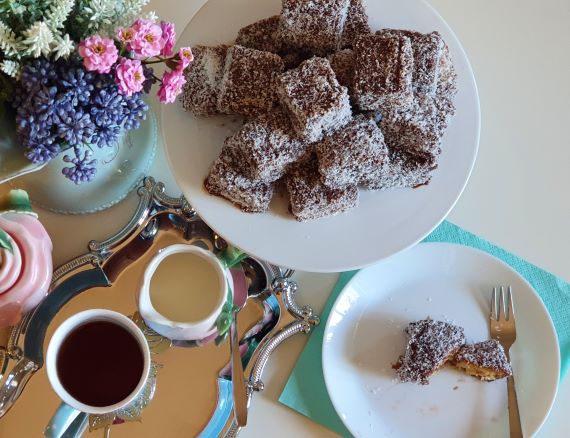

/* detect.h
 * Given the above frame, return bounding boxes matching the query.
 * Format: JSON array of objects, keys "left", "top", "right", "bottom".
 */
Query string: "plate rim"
[
  {"left": 322, "top": 241, "right": 560, "bottom": 437},
  {"left": 162, "top": 0, "right": 481, "bottom": 273}
]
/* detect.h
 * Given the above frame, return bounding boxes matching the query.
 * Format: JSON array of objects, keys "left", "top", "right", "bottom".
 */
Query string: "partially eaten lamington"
[
  {"left": 217, "top": 45, "right": 284, "bottom": 116},
  {"left": 452, "top": 340, "right": 512, "bottom": 381},
  {"left": 394, "top": 319, "right": 465, "bottom": 385},
  {"left": 276, "top": 57, "right": 352, "bottom": 142}
]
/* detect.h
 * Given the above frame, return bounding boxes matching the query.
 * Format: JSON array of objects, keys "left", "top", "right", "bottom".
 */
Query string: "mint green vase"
[{"left": 11, "top": 109, "right": 157, "bottom": 215}]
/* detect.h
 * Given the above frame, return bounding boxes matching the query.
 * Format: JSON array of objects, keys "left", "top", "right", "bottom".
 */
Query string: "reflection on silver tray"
[{"left": 0, "top": 177, "right": 320, "bottom": 437}]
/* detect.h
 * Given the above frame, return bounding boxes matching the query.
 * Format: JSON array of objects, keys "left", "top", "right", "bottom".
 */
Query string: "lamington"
[
  {"left": 360, "top": 148, "right": 438, "bottom": 190},
  {"left": 377, "top": 29, "right": 445, "bottom": 96},
  {"left": 217, "top": 45, "right": 284, "bottom": 116},
  {"left": 394, "top": 319, "right": 465, "bottom": 385},
  {"left": 379, "top": 98, "right": 444, "bottom": 157},
  {"left": 328, "top": 49, "right": 355, "bottom": 94},
  {"left": 204, "top": 148, "right": 274, "bottom": 213},
  {"left": 181, "top": 45, "right": 228, "bottom": 116},
  {"left": 433, "top": 43, "right": 458, "bottom": 133},
  {"left": 452, "top": 340, "right": 512, "bottom": 381},
  {"left": 236, "top": 15, "right": 282, "bottom": 53},
  {"left": 278, "top": 0, "right": 351, "bottom": 55},
  {"left": 225, "top": 110, "right": 310, "bottom": 183},
  {"left": 340, "top": 0, "right": 371, "bottom": 49},
  {"left": 285, "top": 155, "right": 358, "bottom": 221},
  {"left": 316, "top": 115, "right": 387, "bottom": 188},
  {"left": 276, "top": 57, "right": 352, "bottom": 142},
  {"left": 353, "top": 34, "right": 414, "bottom": 111}
]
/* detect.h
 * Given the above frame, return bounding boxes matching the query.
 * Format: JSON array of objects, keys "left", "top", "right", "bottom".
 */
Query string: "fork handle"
[{"left": 507, "top": 374, "right": 523, "bottom": 438}]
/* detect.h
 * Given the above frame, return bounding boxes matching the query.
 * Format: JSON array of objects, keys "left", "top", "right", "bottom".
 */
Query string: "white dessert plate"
[
  {"left": 322, "top": 243, "right": 559, "bottom": 438},
  {"left": 162, "top": 0, "right": 480, "bottom": 272}
]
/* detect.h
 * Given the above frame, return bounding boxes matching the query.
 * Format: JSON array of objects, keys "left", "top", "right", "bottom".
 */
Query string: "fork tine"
[
  {"left": 491, "top": 287, "right": 498, "bottom": 320},
  {"left": 508, "top": 285, "right": 515, "bottom": 321},
  {"left": 500, "top": 286, "right": 507, "bottom": 321}
]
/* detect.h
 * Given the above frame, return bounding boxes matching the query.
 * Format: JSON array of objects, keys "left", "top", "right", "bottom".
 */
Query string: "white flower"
[
  {"left": 0, "top": 20, "right": 20, "bottom": 57},
  {"left": 0, "top": 59, "right": 19, "bottom": 78},
  {"left": 143, "top": 10, "right": 158, "bottom": 23},
  {"left": 21, "top": 21, "right": 54, "bottom": 57},
  {"left": 52, "top": 33, "right": 74, "bottom": 60},
  {"left": 46, "top": 0, "right": 74, "bottom": 30}
]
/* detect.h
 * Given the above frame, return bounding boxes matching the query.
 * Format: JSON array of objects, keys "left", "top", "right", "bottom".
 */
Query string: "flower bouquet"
[{"left": 0, "top": 0, "right": 193, "bottom": 184}]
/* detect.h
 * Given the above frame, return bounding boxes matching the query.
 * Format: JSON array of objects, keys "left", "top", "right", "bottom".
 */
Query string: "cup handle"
[{"left": 44, "top": 402, "right": 88, "bottom": 438}]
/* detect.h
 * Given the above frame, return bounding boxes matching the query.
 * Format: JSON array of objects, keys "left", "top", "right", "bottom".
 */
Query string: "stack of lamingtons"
[{"left": 181, "top": 0, "right": 458, "bottom": 221}]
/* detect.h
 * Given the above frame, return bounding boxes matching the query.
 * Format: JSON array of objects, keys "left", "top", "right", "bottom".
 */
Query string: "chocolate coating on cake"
[
  {"left": 181, "top": 45, "right": 228, "bottom": 116},
  {"left": 377, "top": 29, "right": 444, "bottom": 96},
  {"left": 276, "top": 57, "right": 352, "bottom": 142},
  {"left": 452, "top": 340, "right": 512, "bottom": 381},
  {"left": 328, "top": 49, "right": 355, "bottom": 94},
  {"left": 278, "top": 0, "right": 351, "bottom": 55},
  {"left": 316, "top": 115, "right": 387, "bottom": 188},
  {"left": 353, "top": 34, "right": 414, "bottom": 111},
  {"left": 340, "top": 0, "right": 371, "bottom": 49},
  {"left": 226, "top": 109, "right": 310, "bottom": 182},
  {"left": 395, "top": 319, "right": 465, "bottom": 385},
  {"left": 285, "top": 155, "right": 358, "bottom": 221},
  {"left": 205, "top": 148, "right": 274, "bottom": 213},
  {"left": 236, "top": 15, "right": 282, "bottom": 53},
  {"left": 360, "top": 148, "right": 437, "bottom": 190},
  {"left": 218, "top": 45, "right": 284, "bottom": 116}
]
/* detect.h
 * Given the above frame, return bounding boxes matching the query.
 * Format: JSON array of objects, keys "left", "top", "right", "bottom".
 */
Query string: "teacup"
[
  {"left": 44, "top": 309, "right": 151, "bottom": 438},
  {"left": 138, "top": 244, "right": 236, "bottom": 341}
]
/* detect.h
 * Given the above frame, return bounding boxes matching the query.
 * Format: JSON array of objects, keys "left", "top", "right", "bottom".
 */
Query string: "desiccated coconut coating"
[
  {"left": 276, "top": 57, "right": 352, "bottom": 142},
  {"left": 353, "top": 34, "right": 414, "bottom": 111},
  {"left": 360, "top": 147, "right": 438, "bottom": 190},
  {"left": 340, "top": 0, "right": 371, "bottom": 49},
  {"left": 278, "top": 0, "right": 351, "bottom": 55},
  {"left": 379, "top": 97, "right": 444, "bottom": 156},
  {"left": 452, "top": 340, "right": 512, "bottom": 381},
  {"left": 285, "top": 155, "right": 358, "bottom": 221},
  {"left": 377, "top": 29, "right": 444, "bottom": 96},
  {"left": 236, "top": 15, "right": 282, "bottom": 53},
  {"left": 316, "top": 115, "right": 387, "bottom": 188},
  {"left": 328, "top": 49, "right": 355, "bottom": 94},
  {"left": 204, "top": 148, "right": 274, "bottom": 213},
  {"left": 395, "top": 319, "right": 465, "bottom": 385},
  {"left": 217, "top": 45, "right": 284, "bottom": 116},
  {"left": 181, "top": 45, "right": 228, "bottom": 116},
  {"left": 433, "top": 43, "right": 457, "bottom": 133},
  {"left": 225, "top": 110, "right": 310, "bottom": 183}
]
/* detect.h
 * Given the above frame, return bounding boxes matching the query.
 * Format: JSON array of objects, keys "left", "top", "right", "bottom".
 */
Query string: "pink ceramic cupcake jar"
[{"left": 0, "top": 190, "right": 53, "bottom": 327}]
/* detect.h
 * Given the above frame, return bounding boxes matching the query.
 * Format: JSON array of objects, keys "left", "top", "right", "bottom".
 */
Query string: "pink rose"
[
  {"left": 160, "top": 21, "right": 176, "bottom": 57},
  {"left": 114, "top": 58, "right": 145, "bottom": 96},
  {"left": 176, "top": 47, "right": 194, "bottom": 71},
  {"left": 116, "top": 27, "right": 135, "bottom": 44},
  {"left": 78, "top": 35, "right": 119, "bottom": 74},
  {"left": 130, "top": 19, "right": 164, "bottom": 58},
  {"left": 157, "top": 69, "right": 186, "bottom": 103}
]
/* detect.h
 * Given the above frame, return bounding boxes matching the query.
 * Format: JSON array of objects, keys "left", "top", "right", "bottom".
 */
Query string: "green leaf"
[
  {"left": 218, "top": 245, "right": 247, "bottom": 269},
  {"left": 0, "top": 228, "right": 13, "bottom": 253}
]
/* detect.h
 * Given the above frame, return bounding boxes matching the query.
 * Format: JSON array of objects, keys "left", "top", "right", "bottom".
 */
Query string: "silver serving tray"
[{"left": 0, "top": 177, "right": 320, "bottom": 437}]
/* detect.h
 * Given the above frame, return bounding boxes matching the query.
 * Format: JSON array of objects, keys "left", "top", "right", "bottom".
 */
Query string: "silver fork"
[{"left": 490, "top": 286, "right": 523, "bottom": 438}]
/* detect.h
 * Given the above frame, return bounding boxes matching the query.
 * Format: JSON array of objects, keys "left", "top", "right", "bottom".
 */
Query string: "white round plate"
[
  {"left": 322, "top": 243, "right": 559, "bottom": 438},
  {"left": 163, "top": 0, "right": 480, "bottom": 272}
]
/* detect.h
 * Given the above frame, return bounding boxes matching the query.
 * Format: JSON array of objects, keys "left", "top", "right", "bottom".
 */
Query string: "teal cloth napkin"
[{"left": 278, "top": 220, "right": 570, "bottom": 437}]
